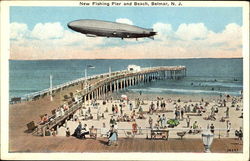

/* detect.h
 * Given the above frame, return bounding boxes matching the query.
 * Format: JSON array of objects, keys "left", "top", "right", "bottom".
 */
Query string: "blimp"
[{"left": 67, "top": 19, "right": 157, "bottom": 40}]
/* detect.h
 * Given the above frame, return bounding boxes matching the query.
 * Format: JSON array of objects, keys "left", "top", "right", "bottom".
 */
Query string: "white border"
[{"left": 1, "top": 1, "right": 249, "bottom": 160}]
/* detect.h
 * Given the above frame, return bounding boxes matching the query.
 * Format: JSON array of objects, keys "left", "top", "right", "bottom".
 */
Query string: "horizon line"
[{"left": 9, "top": 57, "right": 243, "bottom": 61}]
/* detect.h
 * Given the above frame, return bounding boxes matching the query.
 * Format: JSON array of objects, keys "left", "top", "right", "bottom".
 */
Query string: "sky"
[{"left": 10, "top": 7, "right": 243, "bottom": 59}]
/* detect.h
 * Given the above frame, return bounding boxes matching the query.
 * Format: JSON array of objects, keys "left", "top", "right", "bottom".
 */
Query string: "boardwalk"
[{"left": 10, "top": 137, "right": 242, "bottom": 153}]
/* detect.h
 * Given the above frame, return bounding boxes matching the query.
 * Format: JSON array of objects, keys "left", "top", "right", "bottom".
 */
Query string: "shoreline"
[{"left": 106, "top": 91, "right": 228, "bottom": 102}]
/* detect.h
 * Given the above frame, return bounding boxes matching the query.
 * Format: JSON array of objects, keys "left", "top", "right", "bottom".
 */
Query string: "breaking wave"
[{"left": 129, "top": 87, "right": 241, "bottom": 96}]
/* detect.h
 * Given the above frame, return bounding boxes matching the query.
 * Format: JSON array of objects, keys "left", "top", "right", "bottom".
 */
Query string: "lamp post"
[{"left": 201, "top": 130, "right": 214, "bottom": 153}]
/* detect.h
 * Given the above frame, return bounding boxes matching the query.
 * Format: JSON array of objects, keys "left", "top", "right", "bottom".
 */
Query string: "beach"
[{"left": 56, "top": 92, "right": 243, "bottom": 139}]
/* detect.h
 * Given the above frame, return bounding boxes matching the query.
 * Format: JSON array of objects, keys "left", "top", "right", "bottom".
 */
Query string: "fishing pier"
[{"left": 24, "top": 66, "right": 187, "bottom": 136}]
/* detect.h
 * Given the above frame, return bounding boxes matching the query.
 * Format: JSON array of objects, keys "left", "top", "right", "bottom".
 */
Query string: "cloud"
[
  {"left": 10, "top": 22, "right": 29, "bottom": 40},
  {"left": 31, "top": 22, "right": 64, "bottom": 40},
  {"left": 153, "top": 22, "right": 173, "bottom": 40},
  {"left": 175, "top": 23, "right": 210, "bottom": 40},
  {"left": 10, "top": 21, "right": 242, "bottom": 60},
  {"left": 206, "top": 23, "right": 242, "bottom": 48},
  {"left": 115, "top": 18, "right": 133, "bottom": 25}
]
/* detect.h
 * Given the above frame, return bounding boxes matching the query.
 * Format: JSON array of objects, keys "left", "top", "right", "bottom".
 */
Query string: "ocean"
[{"left": 9, "top": 58, "right": 243, "bottom": 98}]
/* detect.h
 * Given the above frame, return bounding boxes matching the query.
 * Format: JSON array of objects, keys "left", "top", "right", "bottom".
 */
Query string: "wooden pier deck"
[{"left": 10, "top": 137, "right": 242, "bottom": 153}]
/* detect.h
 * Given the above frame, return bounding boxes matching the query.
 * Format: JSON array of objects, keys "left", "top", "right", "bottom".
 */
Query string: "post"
[
  {"left": 50, "top": 75, "right": 53, "bottom": 101},
  {"left": 85, "top": 68, "right": 87, "bottom": 79},
  {"left": 84, "top": 68, "right": 88, "bottom": 93},
  {"left": 109, "top": 66, "right": 111, "bottom": 76}
]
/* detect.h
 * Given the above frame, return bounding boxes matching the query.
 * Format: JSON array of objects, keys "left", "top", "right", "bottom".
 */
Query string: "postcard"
[{"left": 1, "top": 1, "right": 249, "bottom": 160}]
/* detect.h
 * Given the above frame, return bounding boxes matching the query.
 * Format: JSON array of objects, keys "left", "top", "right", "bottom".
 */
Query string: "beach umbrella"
[
  {"left": 121, "top": 95, "right": 128, "bottom": 100},
  {"left": 167, "top": 119, "right": 180, "bottom": 126}
]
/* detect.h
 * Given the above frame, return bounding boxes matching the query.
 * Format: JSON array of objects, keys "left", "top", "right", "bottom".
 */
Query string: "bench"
[
  {"left": 26, "top": 121, "right": 38, "bottom": 132},
  {"left": 51, "top": 109, "right": 56, "bottom": 115},
  {"left": 32, "top": 95, "right": 40, "bottom": 101},
  {"left": 150, "top": 129, "right": 169, "bottom": 140},
  {"left": 186, "top": 113, "right": 202, "bottom": 117},
  {"left": 64, "top": 95, "right": 70, "bottom": 100}
]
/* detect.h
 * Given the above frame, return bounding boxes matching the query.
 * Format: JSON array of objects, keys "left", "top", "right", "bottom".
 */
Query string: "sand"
[{"left": 57, "top": 91, "right": 243, "bottom": 139}]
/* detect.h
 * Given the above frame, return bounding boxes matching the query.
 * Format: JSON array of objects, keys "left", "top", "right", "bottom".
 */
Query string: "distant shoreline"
[{"left": 9, "top": 57, "right": 243, "bottom": 61}]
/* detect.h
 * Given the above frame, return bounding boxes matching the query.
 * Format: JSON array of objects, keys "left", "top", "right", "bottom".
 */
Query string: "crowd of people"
[{"left": 40, "top": 92, "right": 243, "bottom": 146}]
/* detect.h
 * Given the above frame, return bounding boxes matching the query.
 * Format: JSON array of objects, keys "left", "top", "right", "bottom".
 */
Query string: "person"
[
  {"left": 239, "top": 112, "right": 243, "bottom": 118},
  {"left": 79, "top": 107, "right": 85, "bottom": 117},
  {"left": 139, "top": 106, "right": 143, "bottom": 113},
  {"left": 120, "top": 106, "right": 123, "bottom": 115},
  {"left": 214, "top": 107, "right": 219, "bottom": 113},
  {"left": 211, "top": 106, "right": 215, "bottom": 116},
  {"left": 45, "top": 127, "right": 51, "bottom": 136},
  {"left": 226, "top": 121, "right": 231, "bottom": 137},
  {"left": 132, "top": 121, "right": 138, "bottom": 135},
  {"left": 186, "top": 115, "right": 190, "bottom": 127},
  {"left": 154, "top": 123, "right": 160, "bottom": 130},
  {"left": 89, "top": 125, "right": 97, "bottom": 138},
  {"left": 110, "top": 116, "right": 116, "bottom": 125},
  {"left": 112, "top": 104, "right": 115, "bottom": 114},
  {"left": 188, "top": 126, "right": 193, "bottom": 134},
  {"left": 238, "top": 127, "right": 243, "bottom": 140},
  {"left": 156, "top": 100, "right": 159, "bottom": 109},
  {"left": 162, "top": 114, "right": 167, "bottom": 128},
  {"left": 129, "top": 102, "right": 133, "bottom": 111},
  {"left": 73, "top": 112, "right": 78, "bottom": 121},
  {"left": 210, "top": 124, "right": 215, "bottom": 134},
  {"left": 63, "top": 103, "right": 69, "bottom": 111},
  {"left": 41, "top": 114, "right": 49, "bottom": 124},
  {"left": 180, "top": 108, "right": 184, "bottom": 120},
  {"left": 223, "top": 99, "right": 226, "bottom": 107},
  {"left": 157, "top": 115, "right": 161, "bottom": 127},
  {"left": 101, "top": 113, "right": 105, "bottom": 119},
  {"left": 149, "top": 117, "right": 153, "bottom": 129},
  {"left": 51, "top": 128, "right": 56, "bottom": 136},
  {"left": 72, "top": 122, "right": 83, "bottom": 139},
  {"left": 150, "top": 102, "right": 155, "bottom": 112},
  {"left": 55, "top": 108, "right": 61, "bottom": 118},
  {"left": 60, "top": 106, "right": 65, "bottom": 116},
  {"left": 88, "top": 106, "right": 91, "bottom": 114},
  {"left": 101, "top": 123, "right": 109, "bottom": 137},
  {"left": 66, "top": 127, "right": 70, "bottom": 137},
  {"left": 225, "top": 106, "right": 229, "bottom": 118},
  {"left": 115, "top": 105, "right": 118, "bottom": 114},
  {"left": 193, "top": 121, "right": 198, "bottom": 134},
  {"left": 80, "top": 124, "right": 89, "bottom": 139},
  {"left": 187, "top": 105, "right": 191, "bottom": 113},
  {"left": 131, "top": 110, "right": 136, "bottom": 121},
  {"left": 108, "top": 125, "right": 118, "bottom": 146},
  {"left": 114, "top": 122, "right": 118, "bottom": 130},
  {"left": 174, "top": 109, "right": 178, "bottom": 120}
]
